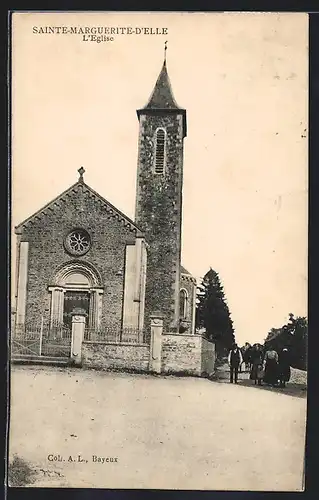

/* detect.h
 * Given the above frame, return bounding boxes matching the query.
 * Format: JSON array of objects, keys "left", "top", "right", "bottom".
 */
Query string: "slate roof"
[
  {"left": 144, "top": 60, "right": 181, "bottom": 110},
  {"left": 181, "top": 265, "right": 196, "bottom": 284},
  {"left": 181, "top": 265, "right": 192, "bottom": 275},
  {"left": 137, "top": 59, "right": 187, "bottom": 138}
]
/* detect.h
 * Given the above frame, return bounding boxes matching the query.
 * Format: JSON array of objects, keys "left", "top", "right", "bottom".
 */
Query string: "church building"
[{"left": 14, "top": 55, "right": 197, "bottom": 338}]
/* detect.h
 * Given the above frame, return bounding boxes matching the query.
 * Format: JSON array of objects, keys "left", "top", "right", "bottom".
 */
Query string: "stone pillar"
[
  {"left": 88, "top": 290, "right": 96, "bottom": 329},
  {"left": 56, "top": 289, "right": 65, "bottom": 337},
  {"left": 96, "top": 290, "right": 103, "bottom": 330},
  {"left": 16, "top": 242, "right": 29, "bottom": 326},
  {"left": 71, "top": 308, "right": 87, "bottom": 366},
  {"left": 89, "top": 288, "right": 103, "bottom": 331},
  {"left": 48, "top": 286, "right": 64, "bottom": 328},
  {"left": 149, "top": 313, "right": 164, "bottom": 373},
  {"left": 138, "top": 241, "right": 147, "bottom": 330},
  {"left": 134, "top": 237, "right": 142, "bottom": 302},
  {"left": 191, "top": 281, "right": 197, "bottom": 335}
]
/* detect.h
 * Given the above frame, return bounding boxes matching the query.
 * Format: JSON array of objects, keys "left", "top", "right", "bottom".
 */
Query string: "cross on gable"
[{"left": 78, "top": 166, "right": 85, "bottom": 182}]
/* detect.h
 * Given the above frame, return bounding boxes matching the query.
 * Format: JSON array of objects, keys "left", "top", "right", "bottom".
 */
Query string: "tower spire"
[
  {"left": 164, "top": 40, "right": 168, "bottom": 64},
  {"left": 136, "top": 48, "right": 187, "bottom": 136},
  {"left": 140, "top": 46, "right": 180, "bottom": 110}
]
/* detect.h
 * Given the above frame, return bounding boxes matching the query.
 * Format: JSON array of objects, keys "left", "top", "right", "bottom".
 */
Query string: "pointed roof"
[
  {"left": 15, "top": 179, "right": 144, "bottom": 237},
  {"left": 137, "top": 58, "right": 187, "bottom": 137},
  {"left": 181, "top": 265, "right": 196, "bottom": 283},
  {"left": 144, "top": 60, "right": 180, "bottom": 110},
  {"left": 181, "top": 265, "right": 192, "bottom": 275}
]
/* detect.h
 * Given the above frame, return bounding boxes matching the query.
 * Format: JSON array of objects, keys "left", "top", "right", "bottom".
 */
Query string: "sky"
[{"left": 11, "top": 12, "right": 308, "bottom": 345}]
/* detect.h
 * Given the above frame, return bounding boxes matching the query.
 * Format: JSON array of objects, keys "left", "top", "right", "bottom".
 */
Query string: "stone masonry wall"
[
  {"left": 161, "top": 333, "right": 202, "bottom": 376},
  {"left": 135, "top": 113, "right": 185, "bottom": 333},
  {"left": 201, "top": 338, "right": 216, "bottom": 376},
  {"left": 17, "top": 183, "right": 137, "bottom": 327},
  {"left": 82, "top": 341, "right": 150, "bottom": 372}
]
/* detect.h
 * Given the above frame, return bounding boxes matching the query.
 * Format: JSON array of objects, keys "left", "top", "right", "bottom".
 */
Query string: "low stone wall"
[
  {"left": 201, "top": 337, "right": 215, "bottom": 376},
  {"left": 81, "top": 333, "right": 215, "bottom": 377},
  {"left": 82, "top": 341, "right": 150, "bottom": 372},
  {"left": 161, "top": 333, "right": 202, "bottom": 376}
]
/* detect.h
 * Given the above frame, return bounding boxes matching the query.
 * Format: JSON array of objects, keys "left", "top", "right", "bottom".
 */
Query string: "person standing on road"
[
  {"left": 278, "top": 347, "right": 291, "bottom": 388},
  {"left": 243, "top": 343, "right": 253, "bottom": 372},
  {"left": 228, "top": 343, "right": 243, "bottom": 384},
  {"left": 263, "top": 347, "right": 279, "bottom": 387},
  {"left": 250, "top": 344, "right": 264, "bottom": 386}
]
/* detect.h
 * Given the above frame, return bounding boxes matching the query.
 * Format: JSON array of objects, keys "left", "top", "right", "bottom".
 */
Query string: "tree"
[
  {"left": 196, "top": 268, "right": 235, "bottom": 357},
  {"left": 264, "top": 313, "right": 308, "bottom": 370},
  {"left": 288, "top": 314, "right": 308, "bottom": 370}
]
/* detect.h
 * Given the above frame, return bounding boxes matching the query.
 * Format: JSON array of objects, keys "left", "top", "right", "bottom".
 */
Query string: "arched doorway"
[
  {"left": 48, "top": 262, "right": 104, "bottom": 330},
  {"left": 63, "top": 272, "right": 91, "bottom": 328}
]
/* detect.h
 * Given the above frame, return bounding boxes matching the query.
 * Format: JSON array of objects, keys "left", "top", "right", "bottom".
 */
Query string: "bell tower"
[{"left": 135, "top": 49, "right": 187, "bottom": 331}]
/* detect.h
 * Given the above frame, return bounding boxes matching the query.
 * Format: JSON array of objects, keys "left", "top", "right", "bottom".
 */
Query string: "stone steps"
[{"left": 11, "top": 354, "right": 70, "bottom": 366}]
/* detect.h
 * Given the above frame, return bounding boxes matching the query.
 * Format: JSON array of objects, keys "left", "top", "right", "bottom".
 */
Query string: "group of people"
[{"left": 228, "top": 342, "right": 291, "bottom": 388}]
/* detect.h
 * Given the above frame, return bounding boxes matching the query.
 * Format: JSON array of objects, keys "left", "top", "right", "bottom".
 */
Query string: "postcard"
[{"left": 8, "top": 11, "right": 308, "bottom": 491}]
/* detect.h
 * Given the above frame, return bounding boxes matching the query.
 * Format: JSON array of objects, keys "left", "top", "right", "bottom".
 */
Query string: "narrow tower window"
[{"left": 154, "top": 128, "right": 166, "bottom": 174}]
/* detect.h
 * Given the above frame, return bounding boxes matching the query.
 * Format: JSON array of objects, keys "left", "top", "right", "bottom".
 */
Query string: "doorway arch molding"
[
  {"left": 53, "top": 260, "right": 103, "bottom": 288},
  {"left": 48, "top": 260, "right": 104, "bottom": 328}
]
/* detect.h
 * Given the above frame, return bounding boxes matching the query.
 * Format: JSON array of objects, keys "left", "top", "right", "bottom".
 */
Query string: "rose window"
[{"left": 64, "top": 229, "right": 91, "bottom": 256}]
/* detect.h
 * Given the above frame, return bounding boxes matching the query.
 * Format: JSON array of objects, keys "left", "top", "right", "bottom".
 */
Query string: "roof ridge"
[
  {"left": 15, "top": 181, "right": 144, "bottom": 236},
  {"left": 82, "top": 182, "right": 143, "bottom": 233},
  {"left": 15, "top": 181, "right": 79, "bottom": 231}
]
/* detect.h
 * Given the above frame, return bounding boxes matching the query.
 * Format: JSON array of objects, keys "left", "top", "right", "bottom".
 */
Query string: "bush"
[{"left": 8, "top": 455, "right": 36, "bottom": 487}]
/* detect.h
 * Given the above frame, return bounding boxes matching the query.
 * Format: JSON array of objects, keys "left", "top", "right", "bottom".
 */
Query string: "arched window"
[
  {"left": 179, "top": 289, "right": 188, "bottom": 319},
  {"left": 154, "top": 128, "right": 166, "bottom": 174}
]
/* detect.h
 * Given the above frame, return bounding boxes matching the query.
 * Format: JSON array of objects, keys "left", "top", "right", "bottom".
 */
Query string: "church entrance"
[
  {"left": 49, "top": 262, "right": 104, "bottom": 332},
  {"left": 63, "top": 290, "right": 90, "bottom": 329}
]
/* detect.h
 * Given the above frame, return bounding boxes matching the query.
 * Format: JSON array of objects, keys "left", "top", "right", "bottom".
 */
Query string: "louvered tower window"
[{"left": 154, "top": 128, "right": 166, "bottom": 174}]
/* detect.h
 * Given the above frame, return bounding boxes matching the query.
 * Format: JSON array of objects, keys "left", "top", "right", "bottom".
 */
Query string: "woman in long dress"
[
  {"left": 278, "top": 348, "right": 291, "bottom": 388},
  {"left": 243, "top": 343, "right": 253, "bottom": 372},
  {"left": 250, "top": 344, "right": 264, "bottom": 386},
  {"left": 263, "top": 348, "right": 279, "bottom": 386}
]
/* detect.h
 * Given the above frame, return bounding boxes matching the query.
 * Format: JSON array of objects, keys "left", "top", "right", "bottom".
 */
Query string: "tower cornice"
[
  {"left": 136, "top": 107, "right": 187, "bottom": 138},
  {"left": 137, "top": 56, "right": 187, "bottom": 138}
]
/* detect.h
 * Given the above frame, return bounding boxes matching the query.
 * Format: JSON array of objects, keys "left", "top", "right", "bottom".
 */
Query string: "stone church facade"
[{"left": 14, "top": 57, "right": 197, "bottom": 338}]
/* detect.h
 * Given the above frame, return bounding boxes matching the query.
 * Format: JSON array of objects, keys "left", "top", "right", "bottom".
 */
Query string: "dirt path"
[
  {"left": 8, "top": 365, "right": 306, "bottom": 491},
  {"left": 214, "top": 363, "right": 307, "bottom": 398}
]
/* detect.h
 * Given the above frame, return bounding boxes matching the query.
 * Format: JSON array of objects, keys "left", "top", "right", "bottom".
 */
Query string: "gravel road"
[{"left": 8, "top": 365, "right": 306, "bottom": 491}]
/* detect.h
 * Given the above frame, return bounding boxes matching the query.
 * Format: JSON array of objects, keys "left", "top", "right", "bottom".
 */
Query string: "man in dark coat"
[{"left": 228, "top": 343, "right": 243, "bottom": 384}]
